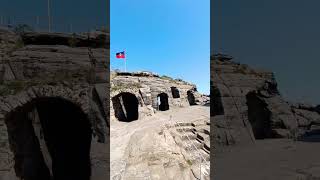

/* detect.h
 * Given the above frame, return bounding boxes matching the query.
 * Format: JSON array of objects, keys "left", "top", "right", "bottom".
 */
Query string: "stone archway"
[
  {"left": 170, "top": 87, "right": 180, "bottom": 98},
  {"left": 187, "top": 90, "right": 197, "bottom": 105},
  {"left": 211, "top": 85, "right": 224, "bottom": 115},
  {"left": 246, "top": 92, "right": 272, "bottom": 139},
  {"left": 112, "top": 92, "right": 139, "bottom": 122},
  {"left": 5, "top": 97, "right": 92, "bottom": 180},
  {"left": 157, "top": 93, "right": 169, "bottom": 111}
]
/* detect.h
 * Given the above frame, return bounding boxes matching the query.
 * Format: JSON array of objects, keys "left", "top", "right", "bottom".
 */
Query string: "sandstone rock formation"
[
  {"left": 111, "top": 106, "right": 210, "bottom": 180},
  {"left": 0, "top": 27, "right": 109, "bottom": 179},
  {"left": 123, "top": 128, "right": 196, "bottom": 180},
  {"left": 110, "top": 71, "right": 210, "bottom": 180},
  {"left": 211, "top": 54, "right": 320, "bottom": 148},
  {"left": 110, "top": 71, "right": 208, "bottom": 122}
]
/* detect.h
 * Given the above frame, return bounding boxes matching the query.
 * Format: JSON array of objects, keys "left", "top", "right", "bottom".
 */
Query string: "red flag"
[{"left": 116, "top": 51, "right": 125, "bottom": 59}]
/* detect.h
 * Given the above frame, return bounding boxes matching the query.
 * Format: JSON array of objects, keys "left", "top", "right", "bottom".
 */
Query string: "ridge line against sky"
[
  {"left": 111, "top": 0, "right": 210, "bottom": 94},
  {"left": 212, "top": 0, "right": 320, "bottom": 105}
]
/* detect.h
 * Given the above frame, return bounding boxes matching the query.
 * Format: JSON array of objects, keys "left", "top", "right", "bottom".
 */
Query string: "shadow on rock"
[{"left": 298, "top": 129, "right": 320, "bottom": 142}]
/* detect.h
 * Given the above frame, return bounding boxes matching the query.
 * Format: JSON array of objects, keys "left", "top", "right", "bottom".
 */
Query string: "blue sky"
[
  {"left": 0, "top": 0, "right": 108, "bottom": 32},
  {"left": 111, "top": 0, "right": 210, "bottom": 94},
  {"left": 213, "top": 0, "right": 320, "bottom": 105}
]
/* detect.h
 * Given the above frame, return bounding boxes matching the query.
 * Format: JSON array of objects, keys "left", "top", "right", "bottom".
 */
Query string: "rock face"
[
  {"left": 0, "top": 27, "right": 109, "bottom": 179},
  {"left": 211, "top": 54, "right": 320, "bottom": 148},
  {"left": 21, "top": 31, "right": 109, "bottom": 49},
  {"left": 123, "top": 128, "right": 196, "bottom": 180},
  {"left": 111, "top": 106, "right": 210, "bottom": 180},
  {"left": 110, "top": 71, "right": 208, "bottom": 122}
]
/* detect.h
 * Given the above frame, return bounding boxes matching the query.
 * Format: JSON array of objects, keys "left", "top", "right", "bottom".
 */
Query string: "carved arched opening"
[
  {"left": 171, "top": 87, "right": 180, "bottom": 98},
  {"left": 5, "top": 97, "right": 92, "bottom": 180},
  {"left": 187, "top": 90, "right": 197, "bottom": 105},
  {"left": 157, "top": 93, "right": 169, "bottom": 111},
  {"left": 112, "top": 92, "right": 139, "bottom": 122}
]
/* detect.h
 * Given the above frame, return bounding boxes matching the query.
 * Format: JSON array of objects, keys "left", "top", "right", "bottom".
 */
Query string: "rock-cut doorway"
[
  {"left": 157, "top": 93, "right": 169, "bottom": 111},
  {"left": 5, "top": 97, "right": 92, "bottom": 180},
  {"left": 112, "top": 92, "right": 139, "bottom": 122}
]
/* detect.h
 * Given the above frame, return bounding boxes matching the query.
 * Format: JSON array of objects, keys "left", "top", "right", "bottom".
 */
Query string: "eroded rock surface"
[
  {"left": 211, "top": 54, "right": 320, "bottom": 147},
  {"left": 110, "top": 71, "right": 209, "bottom": 122},
  {"left": 211, "top": 54, "right": 320, "bottom": 179},
  {"left": 110, "top": 104, "right": 210, "bottom": 180},
  {"left": 0, "top": 27, "right": 109, "bottom": 179}
]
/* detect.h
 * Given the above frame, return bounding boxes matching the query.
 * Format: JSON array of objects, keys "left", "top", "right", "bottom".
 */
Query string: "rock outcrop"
[
  {"left": 111, "top": 106, "right": 210, "bottom": 180},
  {"left": 110, "top": 71, "right": 210, "bottom": 180},
  {"left": 110, "top": 71, "right": 208, "bottom": 122},
  {"left": 211, "top": 54, "right": 320, "bottom": 148},
  {"left": 123, "top": 128, "right": 197, "bottom": 179},
  {"left": 21, "top": 31, "right": 109, "bottom": 49},
  {"left": 0, "top": 27, "right": 109, "bottom": 179}
]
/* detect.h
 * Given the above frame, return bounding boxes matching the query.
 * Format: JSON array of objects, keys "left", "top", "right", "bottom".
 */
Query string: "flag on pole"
[{"left": 116, "top": 51, "right": 125, "bottom": 59}]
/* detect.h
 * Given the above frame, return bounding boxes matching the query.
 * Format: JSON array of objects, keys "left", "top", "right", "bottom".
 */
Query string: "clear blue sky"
[
  {"left": 111, "top": 0, "right": 210, "bottom": 94},
  {"left": 213, "top": 0, "right": 320, "bottom": 105},
  {"left": 0, "top": 0, "right": 108, "bottom": 32}
]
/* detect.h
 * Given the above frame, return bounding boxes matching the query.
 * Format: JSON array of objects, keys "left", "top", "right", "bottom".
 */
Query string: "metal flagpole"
[
  {"left": 48, "top": 0, "right": 51, "bottom": 32},
  {"left": 124, "top": 51, "right": 127, "bottom": 72}
]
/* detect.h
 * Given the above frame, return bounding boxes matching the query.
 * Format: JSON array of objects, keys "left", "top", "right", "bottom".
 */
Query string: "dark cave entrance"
[
  {"left": 171, "top": 87, "right": 180, "bottom": 98},
  {"left": 157, "top": 93, "right": 169, "bottom": 111},
  {"left": 187, "top": 90, "right": 197, "bottom": 105},
  {"left": 211, "top": 85, "right": 224, "bottom": 116},
  {"left": 5, "top": 97, "right": 92, "bottom": 180},
  {"left": 246, "top": 92, "right": 272, "bottom": 139},
  {"left": 112, "top": 92, "right": 139, "bottom": 122}
]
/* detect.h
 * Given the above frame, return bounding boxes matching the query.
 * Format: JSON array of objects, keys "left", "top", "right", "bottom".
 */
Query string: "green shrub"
[
  {"left": 68, "top": 33, "right": 79, "bottom": 47},
  {"left": 14, "top": 38, "right": 25, "bottom": 49},
  {"left": 186, "top": 159, "right": 193, "bottom": 166},
  {"left": 160, "top": 75, "right": 173, "bottom": 81},
  {"left": 13, "top": 24, "right": 34, "bottom": 35}
]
